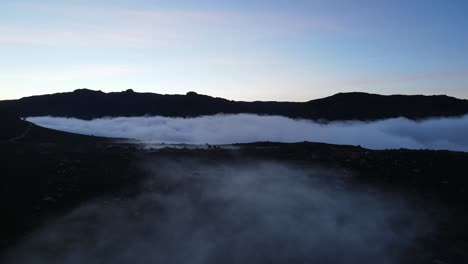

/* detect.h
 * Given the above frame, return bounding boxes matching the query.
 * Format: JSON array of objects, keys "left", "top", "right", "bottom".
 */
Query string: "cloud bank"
[
  {"left": 5, "top": 161, "right": 430, "bottom": 264},
  {"left": 27, "top": 114, "right": 468, "bottom": 151}
]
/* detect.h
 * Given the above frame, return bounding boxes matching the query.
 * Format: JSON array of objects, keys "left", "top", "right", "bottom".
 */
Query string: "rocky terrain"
[{"left": 1, "top": 111, "right": 468, "bottom": 263}]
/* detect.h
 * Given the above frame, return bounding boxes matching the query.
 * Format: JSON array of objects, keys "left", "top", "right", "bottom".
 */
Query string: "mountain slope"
[
  {"left": 0, "top": 110, "right": 29, "bottom": 140},
  {"left": 1, "top": 89, "right": 468, "bottom": 121},
  {"left": 0, "top": 109, "right": 107, "bottom": 143},
  {"left": 297, "top": 92, "right": 468, "bottom": 120}
]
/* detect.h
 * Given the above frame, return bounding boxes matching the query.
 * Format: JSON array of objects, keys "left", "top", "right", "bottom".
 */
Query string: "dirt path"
[{"left": 9, "top": 123, "right": 33, "bottom": 142}]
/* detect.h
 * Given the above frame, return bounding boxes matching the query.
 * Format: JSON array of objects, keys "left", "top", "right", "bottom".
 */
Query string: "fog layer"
[
  {"left": 5, "top": 161, "right": 429, "bottom": 264},
  {"left": 28, "top": 114, "right": 468, "bottom": 151}
]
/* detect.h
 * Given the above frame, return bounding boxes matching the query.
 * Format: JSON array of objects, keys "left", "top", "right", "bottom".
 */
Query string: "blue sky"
[{"left": 1, "top": 0, "right": 467, "bottom": 101}]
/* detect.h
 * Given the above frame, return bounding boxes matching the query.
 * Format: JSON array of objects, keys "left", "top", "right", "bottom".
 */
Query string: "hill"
[
  {"left": 1, "top": 89, "right": 468, "bottom": 121},
  {"left": 299, "top": 92, "right": 468, "bottom": 120},
  {"left": 0, "top": 110, "right": 29, "bottom": 140},
  {"left": 0, "top": 109, "right": 136, "bottom": 250},
  {"left": 0, "top": 109, "right": 108, "bottom": 143}
]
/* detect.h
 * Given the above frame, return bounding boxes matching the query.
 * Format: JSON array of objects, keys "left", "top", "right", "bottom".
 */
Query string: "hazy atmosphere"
[
  {"left": 28, "top": 114, "right": 468, "bottom": 151},
  {"left": 5, "top": 161, "right": 431, "bottom": 264},
  {"left": 2, "top": 1, "right": 468, "bottom": 263}
]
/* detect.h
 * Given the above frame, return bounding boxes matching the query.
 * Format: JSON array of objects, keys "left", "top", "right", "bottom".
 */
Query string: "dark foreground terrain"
[{"left": 1, "top": 115, "right": 468, "bottom": 263}]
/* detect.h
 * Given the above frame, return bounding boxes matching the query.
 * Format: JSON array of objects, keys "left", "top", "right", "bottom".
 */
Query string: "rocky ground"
[{"left": 1, "top": 137, "right": 467, "bottom": 263}]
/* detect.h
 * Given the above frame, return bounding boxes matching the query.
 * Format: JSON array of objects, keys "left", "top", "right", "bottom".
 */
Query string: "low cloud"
[
  {"left": 4, "top": 161, "right": 431, "bottom": 264},
  {"left": 28, "top": 114, "right": 468, "bottom": 151}
]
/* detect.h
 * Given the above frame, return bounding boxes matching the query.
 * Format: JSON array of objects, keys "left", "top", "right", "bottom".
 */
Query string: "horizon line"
[{"left": 1, "top": 88, "right": 466, "bottom": 103}]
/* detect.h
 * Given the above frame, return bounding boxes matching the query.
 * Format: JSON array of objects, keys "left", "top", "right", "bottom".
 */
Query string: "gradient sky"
[{"left": 1, "top": 0, "right": 468, "bottom": 101}]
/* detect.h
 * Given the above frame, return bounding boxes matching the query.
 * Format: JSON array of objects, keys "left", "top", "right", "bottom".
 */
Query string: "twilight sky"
[{"left": 1, "top": 0, "right": 467, "bottom": 101}]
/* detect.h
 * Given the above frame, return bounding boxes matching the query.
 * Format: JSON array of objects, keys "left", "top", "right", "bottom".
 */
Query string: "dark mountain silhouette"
[
  {"left": 0, "top": 109, "right": 106, "bottom": 143},
  {"left": 0, "top": 110, "right": 29, "bottom": 140},
  {"left": 1, "top": 89, "right": 468, "bottom": 121},
  {"left": 299, "top": 92, "right": 468, "bottom": 120}
]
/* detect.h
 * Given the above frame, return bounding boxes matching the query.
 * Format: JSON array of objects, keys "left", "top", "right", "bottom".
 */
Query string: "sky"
[{"left": 1, "top": 0, "right": 468, "bottom": 101}]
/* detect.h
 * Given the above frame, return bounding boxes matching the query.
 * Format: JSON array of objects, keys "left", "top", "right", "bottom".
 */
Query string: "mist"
[
  {"left": 4, "top": 160, "right": 431, "bottom": 264},
  {"left": 27, "top": 114, "right": 468, "bottom": 151}
]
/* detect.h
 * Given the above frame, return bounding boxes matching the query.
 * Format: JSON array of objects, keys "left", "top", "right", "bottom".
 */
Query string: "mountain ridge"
[{"left": 1, "top": 89, "right": 467, "bottom": 121}]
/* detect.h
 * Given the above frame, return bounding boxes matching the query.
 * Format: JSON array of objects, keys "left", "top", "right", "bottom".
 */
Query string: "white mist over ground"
[
  {"left": 5, "top": 161, "right": 430, "bottom": 264},
  {"left": 28, "top": 114, "right": 468, "bottom": 151}
]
